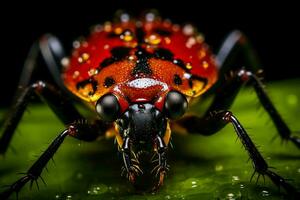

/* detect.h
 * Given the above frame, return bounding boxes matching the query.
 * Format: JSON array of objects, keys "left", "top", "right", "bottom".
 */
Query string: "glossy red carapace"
[{"left": 63, "top": 12, "right": 218, "bottom": 113}]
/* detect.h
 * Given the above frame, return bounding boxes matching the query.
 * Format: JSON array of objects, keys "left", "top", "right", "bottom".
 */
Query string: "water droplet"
[
  {"left": 196, "top": 34, "right": 205, "bottom": 43},
  {"left": 88, "top": 68, "right": 98, "bottom": 76},
  {"left": 215, "top": 164, "right": 223, "bottom": 171},
  {"left": 186, "top": 37, "right": 196, "bottom": 48},
  {"left": 76, "top": 172, "right": 83, "bottom": 179},
  {"left": 232, "top": 176, "right": 240, "bottom": 182},
  {"left": 183, "top": 24, "right": 194, "bottom": 36},
  {"left": 61, "top": 57, "right": 70, "bottom": 68},
  {"left": 226, "top": 193, "right": 235, "bottom": 199},
  {"left": 186, "top": 63, "right": 193, "bottom": 70},
  {"left": 198, "top": 49, "right": 206, "bottom": 59},
  {"left": 93, "top": 24, "right": 103, "bottom": 33},
  {"left": 78, "top": 53, "right": 90, "bottom": 64},
  {"left": 165, "top": 195, "right": 171, "bottom": 199},
  {"left": 104, "top": 44, "right": 110, "bottom": 50},
  {"left": 191, "top": 180, "right": 198, "bottom": 188},
  {"left": 202, "top": 61, "right": 209, "bottom": 69},
  {"left": 66, "top": 195, "right": 72, "bottom": 200},
  {"left": 287, "top": 94, "right": 298, "bottom": 106},
  {"left": 114, "top": 27, "right": 123, "bottom": 35},
  {"left": 87, "top": 184, "right": 108, "bottom": 195},
  {"left": 120, "top": 30, "right": 134, "bottom": 42},
  {"left": 72, "top": 71, "right": 80, "bottom": 79},
  {"left": 128, "top": 56, "right": 135, "bottom": 61},
  {"left": 73, "top": 41, "right": 80, "bottom": 49},
  {"left": 145, "top": 34, "right": 161, "bottom": 45},
  {"left": 55, "top": 195, "right": 60, "bottom": 199},
  {"left": 120, "top": 13, "right": 130, "bottom": 23},
  {"left": 261, "top": 190, "right": 270, "bottom": 197},
  {"left": 104, "top": 22, "right": 112, "bottom": 32},
  {"left": 146, "top": 12, "right": 155, "bottom": 22},
  {"left": 164, "top": 37, "right": 171, "bottom": 44}
]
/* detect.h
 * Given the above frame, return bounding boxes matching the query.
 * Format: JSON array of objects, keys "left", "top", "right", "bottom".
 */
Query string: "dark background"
[{"left": 0, "top": 0, "right": 299, "bottom": 106}]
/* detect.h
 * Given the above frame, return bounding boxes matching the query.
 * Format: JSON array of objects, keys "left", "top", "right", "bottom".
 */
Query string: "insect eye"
[
  {"left": 164, "top": 91, "right": 188, "bottom": 119},
  {"left": 96, "top": 94, "right": 120, "bottom": 122}
]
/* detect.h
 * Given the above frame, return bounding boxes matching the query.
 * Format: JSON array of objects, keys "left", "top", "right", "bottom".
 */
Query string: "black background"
[{"left": 0, "top": 0, "right": 299, "bottom": 106}]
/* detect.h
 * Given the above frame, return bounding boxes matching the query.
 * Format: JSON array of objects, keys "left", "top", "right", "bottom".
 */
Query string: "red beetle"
[{"left": 0, "top": 11, "right": 299, "bottom": 198}]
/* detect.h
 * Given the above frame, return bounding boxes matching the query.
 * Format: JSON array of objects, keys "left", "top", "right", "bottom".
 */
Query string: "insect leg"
[
  {"left": 216, "top": 30, "right": 261, "bottom": 75},
  {"left": 122, "top": 137, "right": 138, "bottom": 183},
  {"left": 179, "top": 110, "right": 298, "bottom": 195},
  {"left": 215, "top": 111, "right": 297, "bottom": 195},
  {"left": 17, "top": 34, "right": 67, "bottom": 92},
  {"left": 0, "top": 121, "right": 101, "bottom": 200},
  {"left": 0, "top": 81, "right": 107, "bottom": 155},
  {"left": 178, "top": 67, "right": 300, "bottom": 147},
  {"left": 153, "top": 135, "right": 168, "bottom": 188}
]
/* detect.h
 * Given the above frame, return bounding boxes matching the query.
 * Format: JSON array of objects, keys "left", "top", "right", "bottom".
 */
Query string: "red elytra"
[{"left": 62, "top": 13, "right": 218, "bottom": 112}]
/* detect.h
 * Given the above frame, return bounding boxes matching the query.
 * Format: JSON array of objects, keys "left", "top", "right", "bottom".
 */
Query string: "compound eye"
[
  {"left": 164, "top": 91, "right": 188, "bottom": 119},
  {"left": 96, "top": 94, "right": 120, "bottom": 122}
]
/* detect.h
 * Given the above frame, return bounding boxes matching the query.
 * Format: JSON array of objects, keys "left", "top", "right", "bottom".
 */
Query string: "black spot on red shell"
[
  {"left": 154, "top": 28, "right": 172, "bottom": 36},
  {"left": 173, "top": 59, "right": 186, "bottom": 70},
  {"left": 107, "top": 32, "right": 119, "bottom": 38},
  {"left": 76, "top": 78, "right": 98, "bottom": 96},
  {"left": 99, "top": 47, "right": 131, "bottom": 68},
  {"left": 132, "top": 47, "right": 152, "bottom": 75},
  {"left": 100, "top": 58, "right": 115, "bottom": 67},
  {"left": 154, "top": 48, "right": 174, "bottom": 60},
  {"left": 173, "top": 74, "right": 182, "bottom": 85},
  {"left": 188, "top": 75, "right": 208, "bottom": 90},
  {"left": 104, "top": 77, "right": 115, "bottom": 88},
  {"left": 111, "top": 47, "right": 131, "bottom": 59}
]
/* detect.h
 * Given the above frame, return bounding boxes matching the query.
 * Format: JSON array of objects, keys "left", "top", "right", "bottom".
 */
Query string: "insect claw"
[
  {"left": 35, "top": 180, "right": 40, "bottom": 190},
  {"left": 39, "top": 176, "right": 46, "bottom": 186},
  {"left": 256, "top": 173, "right": 261, "bottom": 185},
  {"left": 30, "top": 179, "right": 34, "bottom": 190},
  {"left": 250, "top": 170, "right": 256, "bottom": 182},
  {"left": 246, "top": 157, "right": 251, "bottom": 163},
  {"left": 51, "top": 157, "right": 56, "bottom": 165},
  {"left": 235, "top": 136, "right": 239, "bottom": 143}
]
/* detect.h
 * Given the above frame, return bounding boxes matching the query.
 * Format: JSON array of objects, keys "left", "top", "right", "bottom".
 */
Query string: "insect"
[{"left": 0, "top": 11, "right": 299, "bottom": 199}]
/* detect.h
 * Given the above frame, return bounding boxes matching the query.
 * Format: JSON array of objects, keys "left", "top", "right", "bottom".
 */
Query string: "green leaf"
[{"left": 1, "top": 79, "right": 300, "bottom": 200}]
